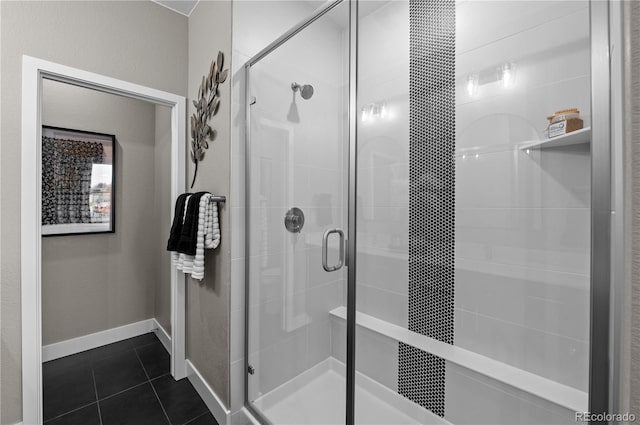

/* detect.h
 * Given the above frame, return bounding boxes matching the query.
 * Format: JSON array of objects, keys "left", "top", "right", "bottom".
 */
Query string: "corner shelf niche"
[{"left": 519, "top": 127, "right": 591, "bottom": 151}]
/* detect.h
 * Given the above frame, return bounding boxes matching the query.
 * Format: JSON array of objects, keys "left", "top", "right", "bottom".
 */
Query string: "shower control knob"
[{"left": 284, "top": 207, "right": 305, "bottom": 233}]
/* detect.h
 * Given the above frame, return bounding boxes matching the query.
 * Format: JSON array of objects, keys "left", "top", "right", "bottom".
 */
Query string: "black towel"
[
  {"left": 167, "top": 193, "right": 190, "bottom": 252},
  {"left": 176, "top": 192, "right": 208, "bottom": 256}
]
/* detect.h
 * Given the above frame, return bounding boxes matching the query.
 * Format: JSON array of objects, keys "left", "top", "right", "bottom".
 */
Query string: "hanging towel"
[
  {"left": 177, "top": 192, "right": 207, "bottom": 256},
  {"left": 204, "top": 195, "right": 221, "bottom": 249},
  {"left": 168, "top": 192, "right": 222, "bottom": 280},
  {"left": 191, "top": 194, "right": 221, "bottom": 280},
  {"left": 172, "top": 194, "right": 192, "bottom": 267},
  {"left": 166, "top": 193, "right": 190, "bottom": 251},
  {"left": 176, "top": 192, "right": 205, "bottom": 274}
]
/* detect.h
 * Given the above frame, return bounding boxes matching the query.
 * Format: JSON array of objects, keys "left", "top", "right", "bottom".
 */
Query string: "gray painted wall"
[
  {"left": 186, "top": 0, "right": 233, "bottom": 408},
  {"left": 41, "top": 80, "right": 165, "bottom": 346},
  {"left": 0, "top": 2, "right": 187, "bottom": 423}
]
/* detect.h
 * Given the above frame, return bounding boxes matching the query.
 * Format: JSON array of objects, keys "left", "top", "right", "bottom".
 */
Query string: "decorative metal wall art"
[{"left": 190, "top": 51, "right": 229, "bottom": 188}]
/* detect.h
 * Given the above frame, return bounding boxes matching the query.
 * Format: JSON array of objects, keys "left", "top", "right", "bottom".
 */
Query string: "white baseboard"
[
  {"left": 186, "top": 360, "right": 230, "bottom": 425},
  {"left": 43, "top": 318, "right": 159, "bottom": 362},
  {"left": 152, "top": 319, "right": 171, "bottom": 354}
]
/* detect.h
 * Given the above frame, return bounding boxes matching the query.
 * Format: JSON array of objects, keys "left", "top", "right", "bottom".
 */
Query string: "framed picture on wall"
[{"left": 42, "top": 126, "right": 115, "bottom": 236}]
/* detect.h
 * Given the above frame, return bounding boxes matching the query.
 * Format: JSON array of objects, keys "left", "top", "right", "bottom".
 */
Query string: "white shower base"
[{"left": 252, "top": 358, "right": 450, "bottom": 425}]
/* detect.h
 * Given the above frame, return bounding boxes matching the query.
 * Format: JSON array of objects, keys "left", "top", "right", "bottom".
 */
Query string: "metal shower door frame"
[
  {"left": 589, "top": 1, "right": 614, "bottom": 423},
  {"left": 243, "top": 0, "right": 614, "bottom": 424},
  {"left": 243, "top": 1, "right": 358, "bottom": 424}
]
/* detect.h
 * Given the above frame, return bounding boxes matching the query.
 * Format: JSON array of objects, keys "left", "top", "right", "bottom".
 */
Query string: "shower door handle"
[{"left": 322, "top": 228, "right": 345, "bottom": 272}]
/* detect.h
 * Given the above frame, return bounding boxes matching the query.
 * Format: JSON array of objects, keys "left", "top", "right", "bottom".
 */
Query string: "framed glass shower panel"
[
  {"left": 244, "top": 2, "right": 350, "bottom": 423},
  {"left": 353, "top": 1, "right": 593, "bottom": 424}
]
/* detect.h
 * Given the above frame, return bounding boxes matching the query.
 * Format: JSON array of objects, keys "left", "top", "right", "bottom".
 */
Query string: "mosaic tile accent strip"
[
  {"left": 398, "top": 0, "right": 455, "bottom": 418},
  {"left": 398, "top": 343, "right": 446, "bottom": 417}
]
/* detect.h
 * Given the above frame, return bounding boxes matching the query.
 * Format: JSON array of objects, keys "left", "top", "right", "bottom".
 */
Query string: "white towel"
[
  {"left": 191, "top": 194, "right": 221, "bottom": 280},
  {"left": 171, "top": 193, "right": 221, "bottom": 280}
]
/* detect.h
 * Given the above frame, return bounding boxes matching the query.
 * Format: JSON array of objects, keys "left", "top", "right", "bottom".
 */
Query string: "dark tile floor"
[{"left": 43, "top": 332, "right": 218, "bottom": 425}]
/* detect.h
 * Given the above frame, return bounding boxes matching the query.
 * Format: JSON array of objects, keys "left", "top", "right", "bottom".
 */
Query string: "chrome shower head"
[{"left": 291, "top": 82, "right": 314, "bottom": 100}]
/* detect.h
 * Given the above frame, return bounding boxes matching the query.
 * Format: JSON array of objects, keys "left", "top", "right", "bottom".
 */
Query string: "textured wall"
[
  {"left": 625, "top": 1, "right": 640, "bottom": 422},
  {"left": 41, "top": 80, "right": 159, "bottom": 345},
  {"left": 186, "top": 0, "right": 233, "bottom": 408},
  {"left": 0, "top": 2, "right": 187, "bottom": 423}
]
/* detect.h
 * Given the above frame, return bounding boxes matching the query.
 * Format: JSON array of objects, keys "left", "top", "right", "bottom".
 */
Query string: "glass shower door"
[{"left": 245, "top": 2, "right": 350, "bottom": 423}]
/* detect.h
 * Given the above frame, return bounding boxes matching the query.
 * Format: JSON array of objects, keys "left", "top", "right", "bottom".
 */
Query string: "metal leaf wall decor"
[{"left": 190, "top": 51, "right": 229, "bottom": 188}]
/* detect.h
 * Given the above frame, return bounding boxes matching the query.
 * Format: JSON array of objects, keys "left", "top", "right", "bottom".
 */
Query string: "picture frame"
[{"left": 42, "top": 126, "right": 115, "bottom": 236}]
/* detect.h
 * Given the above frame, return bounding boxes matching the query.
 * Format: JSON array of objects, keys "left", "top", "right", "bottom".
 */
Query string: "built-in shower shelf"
[
  {"left": 329, "top": 306, "right": 588, "bottom": 413},
  {"left": 519, "top": 127, "right": 591, "bottom": 150}
]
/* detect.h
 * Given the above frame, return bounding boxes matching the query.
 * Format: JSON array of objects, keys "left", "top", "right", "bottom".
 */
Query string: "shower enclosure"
[{"left": 244, "top": 0, "right": 610, "bottom": 423}]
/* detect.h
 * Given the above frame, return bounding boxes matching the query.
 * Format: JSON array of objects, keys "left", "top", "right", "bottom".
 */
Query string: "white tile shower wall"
[
  {"left": 356, "top": 0, "right": 410, "bottom": 329},
  {"left": 455, "top": 207, "right": 590, "bottom": 275},
  {"left": 455, "top": 148, "right": 590, "bottom": 209},
  {"left": 455, "top": 1, "right": 587, "bottom": 55},
  {"left": 231, "top": 0, "right": 349, "bottom": 411},
  {"left": 331, "top": 317, "right": 399, "bottom": 391},
  {"left": 445, "top": 363, "right": 576, "bottom": 425},
  {"left": 352, "top": 0, "right": 591, "bottom": 422},
  {"left": 454, "top": 0, "right": 591, "bottom": 395}
]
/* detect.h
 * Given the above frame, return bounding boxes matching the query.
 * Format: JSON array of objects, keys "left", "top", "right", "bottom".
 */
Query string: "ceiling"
[{"left": 152, "top": 0, "right": 199, "bottom": 16}]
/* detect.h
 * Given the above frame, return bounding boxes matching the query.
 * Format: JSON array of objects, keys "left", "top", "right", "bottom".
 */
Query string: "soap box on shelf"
[{"left": 548, "top": 117, "right": 584, "bottom": 138}]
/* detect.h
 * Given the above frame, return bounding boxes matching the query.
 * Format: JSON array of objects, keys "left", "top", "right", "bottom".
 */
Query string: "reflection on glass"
[
  {"left": 90, "top": 164, "right": 112, "bottom": 223},
  {"left": 245, "top": 2, "right": 349, "bottom": 423}
]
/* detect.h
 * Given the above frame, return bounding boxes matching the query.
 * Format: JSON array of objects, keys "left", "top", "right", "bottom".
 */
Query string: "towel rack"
[{"left": 209, "top": 195, "right": 226, "bottom": 203}]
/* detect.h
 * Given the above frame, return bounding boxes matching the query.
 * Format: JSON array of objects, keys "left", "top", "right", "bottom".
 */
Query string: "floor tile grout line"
[
  {"left": 148, "top": 380, "right": 174, "bottom": 425},
  {"left": 131, "top": 340, "right": 167, "bottom": 380},
  {"left": 43, "top": 400, "right": 97, "bottom": 423},
  {"left": 97, "top": 380, "right": 149, "bottom": 403},
  {"left": 132, "top": 345, "right": 152, "bottom": 384},
  {"left": 91, "top": 370, "right": 104, "bottom": 425},
  {"left": 150, "top": 372, "right": 172, "bottom": 381},
  {"left": 92, "top": 346, "right": 149, "bottom": 402},
  {"left": 44, "top": 335, "right": 164, "bottom": 422},
  {"left": 93, "top": 362, "right": 169, "bottom": 402},
  {"left": 46, "top": 335, "right": 167, "bottom": 423},
  {"left": 134, "top": 346, "right": 173, "bottom": 425},
  {"left": 182, "top": 411, "right": 210, "bottom": 425},
  {"left": 42, "top": 356, "right": 96, "bottom": 423}
]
